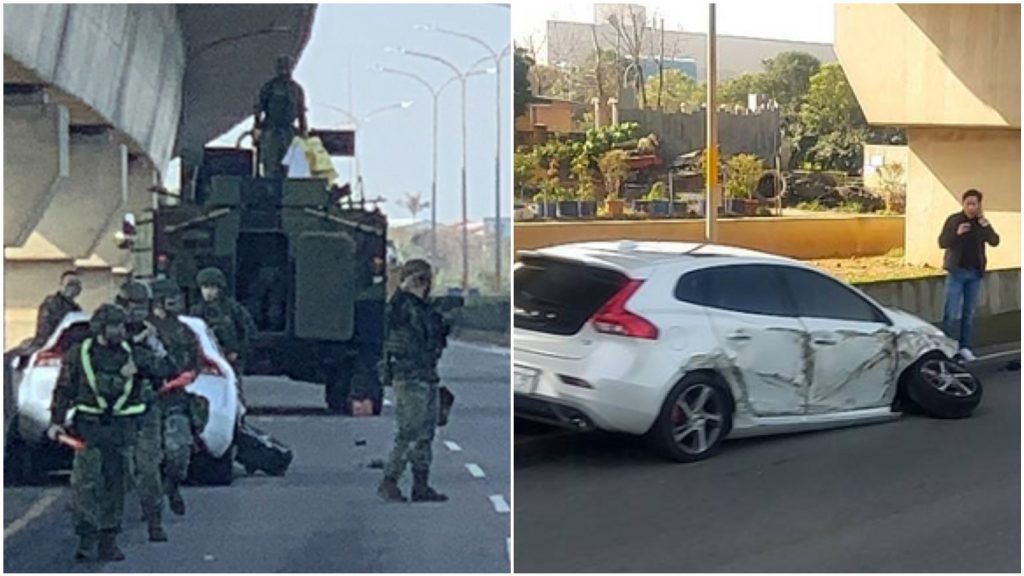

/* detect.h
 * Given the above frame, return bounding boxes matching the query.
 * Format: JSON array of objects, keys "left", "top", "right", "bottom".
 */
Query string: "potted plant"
[
  {"left": 724, "top": 153, "right": 765, "bottom": 215},
  {"left": 598, "top": 149, "right": 629, "bottom": 218},
  {"left": 641, "top": 181, "right": 671, "bottom": 217},
  {"left": 571, "top": 153, "right": 598, "bottom": 219}
]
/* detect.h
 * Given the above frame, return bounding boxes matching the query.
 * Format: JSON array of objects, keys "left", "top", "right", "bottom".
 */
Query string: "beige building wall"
[
  {"left": 906, "top": 128, "right": 1020, "bottom": 270},
  {"left": 863, "top": 145, "right": 909, "bottom": 192},
  {"left": 836, "top": 4, "right": 1021, "bottom": 270}
]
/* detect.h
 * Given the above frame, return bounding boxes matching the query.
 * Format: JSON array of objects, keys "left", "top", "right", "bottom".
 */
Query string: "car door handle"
[
  {"left": 813, "top": 335, "right": 838, "bottom": 346},
  {"left": 726, "top": 331, "right": 752, "bottom": 342}
]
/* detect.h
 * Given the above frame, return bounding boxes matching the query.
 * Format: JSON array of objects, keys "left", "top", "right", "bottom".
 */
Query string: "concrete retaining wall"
[
  {"left": 515, "top": 216, "right": 904, "bottom": 260},
  {"left": 619, "top": 108, "right": 782, "bottom": 162}
]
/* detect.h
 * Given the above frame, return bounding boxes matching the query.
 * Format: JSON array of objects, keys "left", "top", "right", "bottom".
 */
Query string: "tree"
[
  {"left": 795, "top": 63, "right": 869, "bottom": 172},
  {"left": 598, "top": 149, "right": 630, "bottom": 200},
  {"left": 547, "top": 49, "right": 626, "bottom": 107},
  {"left": 402, "top": 191, "right": 429, "bottom": 221},
  {"left": 606, "top": 5, "right": 650, "bottom": 108},
  {"left": 644, "top": 70, "right": 704, "bottom": 112},
  {"left": 718, "top": 72, "right": 767, "bottom": 109},
  {"left": 514, "top": 46, "right": 534, "bottom": 118},
  {"left": 761, "top": 52, "right": 822, "bottom": 116}
]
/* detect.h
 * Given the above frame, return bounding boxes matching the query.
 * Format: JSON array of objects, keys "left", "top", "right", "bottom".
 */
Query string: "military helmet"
[
  {"left": 196, "top": 267, "right": 227, "bottom": 288},
  {"left": 400, "top": 259, "right": 432, "bottom": 282},
  {"left": 149, "top": 277, "right": 182, "bottom": 301},
  {"left": 90, "top": 303, "right": 128, "bottom": 334},
  {"left": 115, "top": 280, "right": 151, "bottom": 306}
]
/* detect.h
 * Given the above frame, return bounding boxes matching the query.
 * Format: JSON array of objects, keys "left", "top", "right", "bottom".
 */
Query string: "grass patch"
[{"left": 809, "top": 254, "right": 942, "bottom": 284}]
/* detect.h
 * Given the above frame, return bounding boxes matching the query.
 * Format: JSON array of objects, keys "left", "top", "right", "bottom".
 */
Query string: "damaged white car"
[
  {"left": 514, "top": 241, "right": 982, "bottom": 462},
  {"left": 5, "top": 312, "right": 243, "bottom": 484}
]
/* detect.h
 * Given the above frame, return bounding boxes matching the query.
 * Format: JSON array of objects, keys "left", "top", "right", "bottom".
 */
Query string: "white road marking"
[
  {"left": 971, "top": 349, "right": 1021, "bottom": 363},
  {"left": 489, "top": 494, "right": 510, "bottom": 514},
  {"left": 444, "top": 441, "right": 462, "bottom": 452},
  {"left": 465, "top": 463, "right": 486, "bottom": 478},
  {"left": 4, "top": 489, "right": 61, "bottom": 539},
  {"left": 506, "top": 537, "right": 511, "bottom": 563},
  {"left": 451, "top": 340, "right": 510, "bottom": 357}
]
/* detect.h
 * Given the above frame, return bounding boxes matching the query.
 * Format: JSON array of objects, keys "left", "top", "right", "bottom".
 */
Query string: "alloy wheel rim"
[
  {"left": 670, "top": 383, "right": 724, "bottom": 455},
  {"left": 920, "top": 359, "right": 977, "bottom": 398}
]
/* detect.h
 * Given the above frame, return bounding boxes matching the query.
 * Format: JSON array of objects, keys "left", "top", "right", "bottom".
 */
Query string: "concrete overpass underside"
[{"left": 3, "top": 3, "right": 315, "bottom": 346}]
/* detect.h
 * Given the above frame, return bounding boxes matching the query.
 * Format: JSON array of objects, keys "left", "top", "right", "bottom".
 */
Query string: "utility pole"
[{"left": 705, "top": 3, "right": 719, "bottom": 243}]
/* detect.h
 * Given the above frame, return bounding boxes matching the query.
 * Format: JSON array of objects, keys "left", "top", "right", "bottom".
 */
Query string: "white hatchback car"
[
  {"left": 6, "top": 312, "right": 244, "bottom": 484},
  {"left": 514, "top": 241, "right": 982, "bottom": 462}
]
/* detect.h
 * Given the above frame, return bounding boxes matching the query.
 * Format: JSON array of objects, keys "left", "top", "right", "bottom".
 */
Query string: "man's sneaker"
[{"left": 958, "top": 348, "right": 977, "bottom": 362}]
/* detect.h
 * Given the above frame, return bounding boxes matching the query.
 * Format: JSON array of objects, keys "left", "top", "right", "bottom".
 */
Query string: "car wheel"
[
  {"left": 187, "top": 445, "right": 236, "bottom": 486},
  {"left": 907, "top": 355, "right": 982, "bottom": 419},
  {"left": 650, "top": 375, "right": 733, "bottom": 463}
]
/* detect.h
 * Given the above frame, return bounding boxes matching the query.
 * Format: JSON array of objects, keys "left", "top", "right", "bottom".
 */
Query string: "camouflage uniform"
[
  {"left": 50, "top": 305, "right": 148, "bottom": 562},
  {"left": 149, "top": 278, "right": 206, "bottom": 519},
  {"left": 190, "top": 267, "right": 257, "bottom": 388},
  {"left": 379, "top": 260, "right": 449, "bottom": 503},
  {"left": 255, "top": 55, "right": 307, "bottom": 178},
  {"left": 32, "top": 291, "right": 81, "bottom": 348},
  {"left": 116, "top": 282, "right": 176, "bottom": 543}
]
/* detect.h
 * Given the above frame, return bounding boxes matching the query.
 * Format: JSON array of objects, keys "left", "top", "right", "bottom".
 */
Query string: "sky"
[
  {"left": 171, "top": 4, "right": 511, "bottom": 225},
  {"left": 514, "top": 1, "right": 835, "bottom": 48}
]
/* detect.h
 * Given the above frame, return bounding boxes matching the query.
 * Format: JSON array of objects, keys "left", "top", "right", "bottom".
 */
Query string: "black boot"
[
  {"left": 377, "top": 476, "right": 407, "bottom": 502},
  {"left": 97, "top": 532, "right": 126, "bottom": 562},
  {"left": 74, "top": 534, "right": 97, "bottom": 562},
  {"left": 146, "top": 509, "right": 167, "bottom": 542},
  {"left": 168, "top": 485, "right": 186, "bottom": 516},
  {"left": 411, "top": 470, "right": 448, "bottom": 502}
]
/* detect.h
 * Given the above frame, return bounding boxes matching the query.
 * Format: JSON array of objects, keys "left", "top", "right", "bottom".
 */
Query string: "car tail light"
[
  {"left": 591, "top": 279, "right": 659, "bottom": 340},
  {"left": 201, "top": 356, "right": 223, "bottom": 377},
  {"left": 33, "top": 348, "right": 63, "bottom": 367}
]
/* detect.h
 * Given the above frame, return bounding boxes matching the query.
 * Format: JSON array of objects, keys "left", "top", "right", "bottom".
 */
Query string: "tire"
[
  {"left": 187, "top": 445, "right": 236, "bottom": 486},
  {"left": 649, "top": 374, "right": 733, "bottom": 463},
  {"left": 907, "top": 355, "right": 982, "bottom": 419},
  {"left": 4, "top": 419, "right": 49, "bottom": 486},
  {"left": 324, "top": 358, "right": 354, "bottom": 414}
]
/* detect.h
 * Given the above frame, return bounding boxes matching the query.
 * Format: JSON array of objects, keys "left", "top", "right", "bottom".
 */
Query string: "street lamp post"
[
  {"left": 417, "top": 24, "right": 511, "bottom": 292},
  {"left": 314, "top": 101, "right": 413, "bottom": 200},
  {"left": 376, "top": 66, "right": 460, "bottom": 262},
  {"left": 390, "top": 47, "right": 495, "bottom": 292}
]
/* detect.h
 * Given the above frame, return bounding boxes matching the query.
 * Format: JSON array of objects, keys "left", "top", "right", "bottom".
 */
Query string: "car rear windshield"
[{"left": 514, "top": 256, "right": 629, "bottom": 336}]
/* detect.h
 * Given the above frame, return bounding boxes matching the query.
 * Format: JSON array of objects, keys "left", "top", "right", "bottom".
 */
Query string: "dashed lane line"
[
  {"left": 444, "top": 441, "right": 462, "bottom": 452},
  {"left": 489, "top": 494, "right": 510, "bottom": 514},
  {"left": 4, "top": 489, "right": 61, "bottom": 540},
  {"left": 465, "top": 463, "right": 486, "bottom": 478}
]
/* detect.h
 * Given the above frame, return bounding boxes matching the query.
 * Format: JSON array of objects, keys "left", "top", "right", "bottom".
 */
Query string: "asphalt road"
[
  {"left": 4, "top": 340, "right": 510, "bottom": 573},
  {"left": 514, "top": 357, "right": 1020, "bottom": 573}
]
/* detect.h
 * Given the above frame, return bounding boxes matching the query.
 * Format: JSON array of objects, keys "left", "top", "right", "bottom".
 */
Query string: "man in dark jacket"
[
  {"left": 937, "top": 189, "right": 1000, "bottom": 361},
  {"left": 31, "top": 270, "right": 83, "bottom": 348}
]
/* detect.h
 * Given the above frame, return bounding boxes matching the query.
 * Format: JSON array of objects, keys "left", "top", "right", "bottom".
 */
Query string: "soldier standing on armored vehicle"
[
  {"left": 378, "top": 259, "right": 451, "bottom": 503},
  {"left": 254, "top": 54, "right": 308, "bottom": 178},
  {"left": 191, "top": 267, "right": 257, "bottom": 393}
]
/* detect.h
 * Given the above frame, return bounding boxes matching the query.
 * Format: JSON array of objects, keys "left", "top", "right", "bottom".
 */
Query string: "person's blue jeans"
[{"left": 942, "top": 268, "right": 984, "bottom": 350}]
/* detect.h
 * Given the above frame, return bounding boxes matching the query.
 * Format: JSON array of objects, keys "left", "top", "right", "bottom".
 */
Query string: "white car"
[
  {"left": 6, "top": 312, "right": 244, "bottom": 484},
  {"left": 513, "top": 241, "right": 982, "bottom": 462}
]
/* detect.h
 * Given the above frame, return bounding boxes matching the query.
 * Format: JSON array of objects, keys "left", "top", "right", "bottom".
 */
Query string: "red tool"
[
  {"left": 160, "top": 370, "right": 197, "bottom": 394},
  {"left": 56, "top": 433, "right": 86, "bottom": 452}
]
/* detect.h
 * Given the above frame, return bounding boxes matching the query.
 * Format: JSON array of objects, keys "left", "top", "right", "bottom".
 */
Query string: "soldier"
[
  {"left": 378, "top": 259, "right": 450, "bottom": 503},
  {"left": 31, "top": 270, "right": 83, "bottom": 349},
  {"left": 48, "top": 304, "right": 147, "bottom": 562},
  {"left": 254, "top": 54, "right": 308, "bottom": 178},
  {"left": 190, "top": 267, "right": 257, "bottom": 389},
  {"left": 148, "top": 278, "right": 207, "bottom": 520},
  {"left": 115, "top": 281, "right": 176, "bottom": 543}
]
